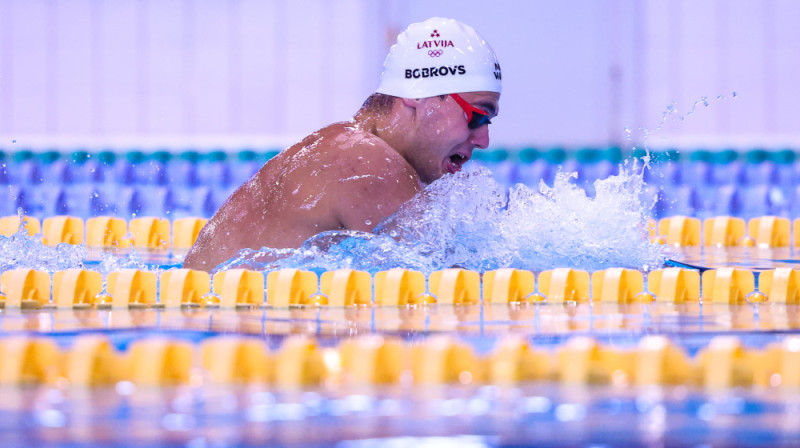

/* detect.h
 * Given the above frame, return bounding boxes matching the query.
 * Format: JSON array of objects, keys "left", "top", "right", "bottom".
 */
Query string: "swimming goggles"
[{"left": 449, "top": 93, "right": 492, "bottom": 129}]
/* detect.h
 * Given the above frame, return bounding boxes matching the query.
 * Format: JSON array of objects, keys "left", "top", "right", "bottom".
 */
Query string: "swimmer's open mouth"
[{"left": 446, "top": 152, "right": 470, "bottom": 173}]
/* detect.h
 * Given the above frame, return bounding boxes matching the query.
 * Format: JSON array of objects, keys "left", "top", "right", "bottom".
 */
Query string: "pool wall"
[{"left": 2, "top": 147, "right": 798, "bottom": 220}]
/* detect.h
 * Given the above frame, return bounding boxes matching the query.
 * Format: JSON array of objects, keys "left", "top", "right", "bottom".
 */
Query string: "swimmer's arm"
[
  {"left": 182, "top": 194, "right": 249, "bottom": 271},
  {"left": 333, "top": 163, "right": 421, "bottom": 233}
]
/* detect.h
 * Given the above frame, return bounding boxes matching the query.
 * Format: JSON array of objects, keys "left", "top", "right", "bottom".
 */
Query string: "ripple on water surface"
[{"left": 0, "top": 166, "right": 666, "bottom": 274}]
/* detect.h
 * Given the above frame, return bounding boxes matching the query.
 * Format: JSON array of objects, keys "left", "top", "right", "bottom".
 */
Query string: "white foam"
[
  {"left": 218, "top": 164, "right": 667, "bottom": 273},
  {"left": 0, "top": 165, "right": 667, "bottom": 275},
  {"left": 0, "top": 222, "right": 87, "bottom": 273}
]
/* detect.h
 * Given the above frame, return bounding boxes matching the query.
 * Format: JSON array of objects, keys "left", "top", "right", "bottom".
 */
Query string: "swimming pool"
[
  {"left": 3, "top": 147, "right": 798, "bottom": 221},
  {"left": 2, "top": 147, "right": 800, "bottom": 447}
]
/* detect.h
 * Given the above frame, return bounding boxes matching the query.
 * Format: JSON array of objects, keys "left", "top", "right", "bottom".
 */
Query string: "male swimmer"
[{"left": 183, "top": 17, "right": 502, "bottom": 271}]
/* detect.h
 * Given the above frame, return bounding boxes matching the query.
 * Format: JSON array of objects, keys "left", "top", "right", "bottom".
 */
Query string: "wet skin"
[{"left": 183, "top": 91, "right": 500, "bottom": 271}]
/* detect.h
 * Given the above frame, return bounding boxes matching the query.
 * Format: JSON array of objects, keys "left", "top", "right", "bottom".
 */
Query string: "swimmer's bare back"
[{"left": 182, "top": 123, "right": 423, "bottom": 271}]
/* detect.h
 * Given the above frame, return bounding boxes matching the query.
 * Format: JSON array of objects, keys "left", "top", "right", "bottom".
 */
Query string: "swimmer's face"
[{"left": 409, "top": 91, "right": 500, "bottom": 184}]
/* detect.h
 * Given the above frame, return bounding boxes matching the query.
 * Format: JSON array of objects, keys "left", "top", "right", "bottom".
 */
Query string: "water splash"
[
  {"left": 0, "top": 223, "right": 87, "bottom": 273},
  {"left": 0, "top": 166, "right": 667, "bottom": 275},
  {"left": 627, "top": 91, "right": 739, "bottom": 151},
  {"left": 0, "top": 216, "right": 151, "bottom": 275},
  {"left": 92, "top": 249, "right": 149, "bottom": 276},
  {"left": 218, "top": 165, "right": 666, "bottom": 274}
]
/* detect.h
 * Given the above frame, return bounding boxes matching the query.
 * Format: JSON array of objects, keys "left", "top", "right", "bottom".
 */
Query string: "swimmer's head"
[{"left": 376, "top": 18, "right": 502, "bottom": 99}]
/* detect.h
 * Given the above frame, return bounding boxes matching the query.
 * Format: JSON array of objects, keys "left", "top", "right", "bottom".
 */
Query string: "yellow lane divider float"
[
  {"left": 8, "top": 213, "right": 800, "bottom": 248},
  {"left": 3, "top": 267, "right": 800, "bottom": 308},
  {"left": 0, "top": 334, "right": 797, "bottom": 391}
]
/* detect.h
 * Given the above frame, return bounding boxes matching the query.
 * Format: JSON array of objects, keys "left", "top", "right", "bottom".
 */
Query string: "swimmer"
[{"left": 183, "top": 17, "right": 502, "bottom": 271}]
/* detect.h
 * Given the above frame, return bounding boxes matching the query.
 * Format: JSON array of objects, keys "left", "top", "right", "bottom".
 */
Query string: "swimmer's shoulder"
[
  {"left": 327, "top": 123, "right": 415, "bottom": 174},
  {"left": 322, "top": 125, "right": 421, "bottom": 229},
  {"left": 329, "top": 127, "right": 422, "bottom": 199},
  {"left": 254, "top": 122, "right": 419, "bottom": 188}
]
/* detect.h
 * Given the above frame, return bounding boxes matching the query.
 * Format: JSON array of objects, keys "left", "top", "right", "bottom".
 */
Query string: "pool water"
[
  {"left": 1, "top": 381, "right": 798, "bottom": 447},
  {"left": 3, "top": 147, "right": 800, "bottom": 447}
]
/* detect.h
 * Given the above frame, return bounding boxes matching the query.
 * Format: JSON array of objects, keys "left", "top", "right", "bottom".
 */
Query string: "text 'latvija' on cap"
[{"left": 376, "top": 17, "right": 502, "bottom": 99}]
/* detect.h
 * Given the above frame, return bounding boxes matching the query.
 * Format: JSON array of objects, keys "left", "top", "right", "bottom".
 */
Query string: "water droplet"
[{"left": 213, "top": 166, "right": 665, "bottom": 274}]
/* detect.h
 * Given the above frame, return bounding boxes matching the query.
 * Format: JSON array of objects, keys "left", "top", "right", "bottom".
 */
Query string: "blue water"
[
  {"left": 4, "top": 150, "right": 800, "bottom": 448},
  {"left": 1, "top": 162, "right": 667, "bottom": 275}
]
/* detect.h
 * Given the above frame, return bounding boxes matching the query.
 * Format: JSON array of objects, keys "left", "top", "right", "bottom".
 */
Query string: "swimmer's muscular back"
[{"left": 182, "top": 123, "right": 423, "bottom": 271}]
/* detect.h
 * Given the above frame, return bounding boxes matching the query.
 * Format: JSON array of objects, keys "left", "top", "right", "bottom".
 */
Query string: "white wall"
[{"left": 1, "top": 0, "right": 798, "bottom": 151}]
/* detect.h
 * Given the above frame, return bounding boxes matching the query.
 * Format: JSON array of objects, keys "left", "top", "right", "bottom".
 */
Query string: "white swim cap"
[{"left": 376, "top": 17, "right": 502, "bottom": 98}]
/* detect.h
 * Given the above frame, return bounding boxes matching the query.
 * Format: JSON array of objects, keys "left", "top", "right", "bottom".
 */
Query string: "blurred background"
[
  {"left": 2, "top": 0, "right": 798, "bottom": 151},
  {"left": 2, "top": 0, "right": 800, "bottom": 220}
]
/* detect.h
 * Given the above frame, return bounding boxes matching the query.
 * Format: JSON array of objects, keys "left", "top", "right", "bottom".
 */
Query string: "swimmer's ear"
[{"left": 400, "top": 98, "right": 422, "bottom": 109}]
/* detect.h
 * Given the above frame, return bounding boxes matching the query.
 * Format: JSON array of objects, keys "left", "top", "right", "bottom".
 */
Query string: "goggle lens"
[
  {"left": 468, "top": 113, "right": 491, "bottom": 129},
  {"left": 450, "top": 93, "right": 492, "bottom": 130}
]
